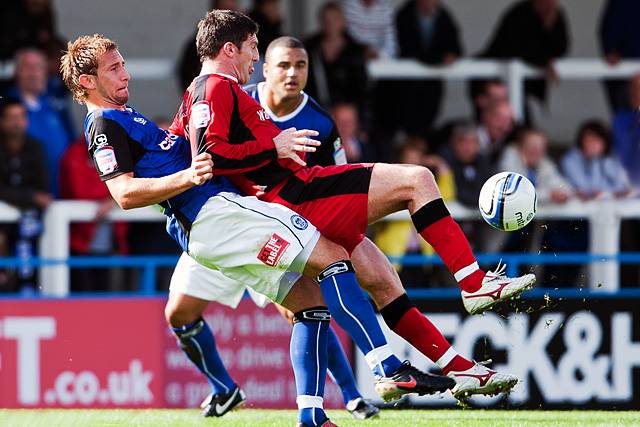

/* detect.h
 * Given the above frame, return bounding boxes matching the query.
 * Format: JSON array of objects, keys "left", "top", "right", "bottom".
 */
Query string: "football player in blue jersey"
[{"left": 61, "top": 33, "right": 455, "bottom": 427}]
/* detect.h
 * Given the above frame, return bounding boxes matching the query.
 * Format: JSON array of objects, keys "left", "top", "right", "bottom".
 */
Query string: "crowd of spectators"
[{"left": 2, "top": 0, "right": 640, "bottom": 292}]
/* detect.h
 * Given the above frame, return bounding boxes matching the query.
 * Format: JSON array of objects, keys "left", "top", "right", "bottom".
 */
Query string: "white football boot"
[
  {"left": 447, "top": 361, "right": 518, "bottom": 402},
  {"left": 461, "top": 261, "right": 535, "bottom": 315}
]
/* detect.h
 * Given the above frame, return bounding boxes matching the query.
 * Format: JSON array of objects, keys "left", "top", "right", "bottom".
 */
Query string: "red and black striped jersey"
[{"left": 170, "top": 73, "right": 303, "bottom": 195}]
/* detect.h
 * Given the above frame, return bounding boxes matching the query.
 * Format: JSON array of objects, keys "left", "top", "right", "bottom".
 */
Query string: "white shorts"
[
  {"left": 170, "top": 252, "right": 304, "bottom": 308},
  {"left": 184, "top": 192, "right": 320, "bottom": 304}
]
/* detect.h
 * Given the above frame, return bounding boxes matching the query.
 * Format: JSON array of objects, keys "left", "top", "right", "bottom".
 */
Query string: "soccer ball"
[{"left": 478, "top": 172, "right": 537, "bottom": 231}]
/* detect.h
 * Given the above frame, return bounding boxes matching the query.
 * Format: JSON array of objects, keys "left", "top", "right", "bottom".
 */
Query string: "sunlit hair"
[{"left": 60, "top": 34, "right": 118, "bottom": 104}]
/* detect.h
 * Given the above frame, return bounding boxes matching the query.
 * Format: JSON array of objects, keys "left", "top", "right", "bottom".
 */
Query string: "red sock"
[
  {"left": 442, "top": 355, "right": 475, "bottom": 375},
  {"left": 393, "top": 307, "right": 454, "bottom": 363},
  {"left": 381, "top": 295, "right": 475, "bottom": 374},
  {"left": 412, "top": 199, "right": 485, "bottom": 292}
]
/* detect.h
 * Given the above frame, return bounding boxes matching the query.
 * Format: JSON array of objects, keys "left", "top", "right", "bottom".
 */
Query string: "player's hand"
[
  {"left": 189, "top": 152, "right": 213, "bottom": 185},
  {"left": 274, "top": 127, "right": 321, "bottom": 167}
]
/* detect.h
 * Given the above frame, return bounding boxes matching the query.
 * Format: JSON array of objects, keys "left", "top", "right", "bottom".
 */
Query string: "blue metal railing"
[{"left": 1, "top": 252, "right": 640, "bottom": 296}]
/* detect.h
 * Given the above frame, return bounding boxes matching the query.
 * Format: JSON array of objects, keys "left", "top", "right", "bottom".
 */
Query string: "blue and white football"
[{"left": 478, "top": 172, "right": 537, "bottom": 231}]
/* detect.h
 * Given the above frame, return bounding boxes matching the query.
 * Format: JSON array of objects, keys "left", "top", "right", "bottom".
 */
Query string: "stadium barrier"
[
  {"left": 1, "top": 198, "right": 639, "bottom": 295},
  {"left": 4, "top": 57, "right": 639, "bottom": 120}
]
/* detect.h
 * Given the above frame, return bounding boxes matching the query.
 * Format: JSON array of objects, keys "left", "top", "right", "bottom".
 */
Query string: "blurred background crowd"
[{"left": 1, "top": 0, "right": 640, "bottom": 294}]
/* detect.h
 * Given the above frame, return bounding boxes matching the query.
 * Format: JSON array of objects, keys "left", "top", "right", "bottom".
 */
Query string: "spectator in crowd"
[
  {"left": 480, "top": 0, "right": 569, "bottom": 124},
  {"left": 562, "top": 119, "right": 631, "bottom": 200},
  {"left": 395, "top": 0, "right": 463, "bottom": 136},
  {"left": 249, "top": 0, "right": 282, "bottom": 57},
  {"left": 246, "top": 0, "right": 283, "bottom": 84},
  {"left": 599, "top": 0, "right": 640, "bottom": 112},
  {"left": 342, "top": 0, "right": 397, "bottom": 162},
  {"left": 374, "top": 137, "right": 454, "bottom": 287},
  {"left": 468, "top": 78, "right": 509, "bottom": 121},
  {"left": 441, "top": 122, "right": 494, "bottom": 209},
  {"left": 0, "top": 0, "right": 58, "bottom": 61},
  {"left": 499, "top": 128, "right": 575, "bottom": 284},
  {"left": 439, "top": 122, "right": 493, "bottom": 253},
  {"left": 331, "top": 102, "right": 373, "bottom": 162},
  {"left": 59, "top": 138, "right": 129, "bottom": 292},
  {"left": 176, "top": 0, "right": 239, "bottom": 92},
  {"left": 476, "top": 99, "right": 516, "bottom": 162},
  {"left": 499, "top": 127, "right": 571, "bottom": 204},
  {"left": 0, "top": 99, "right": 52, "bottom": 293},
  {"left": 612, "top": 73, "right": 640, "bottom": 189},
  {"left": 342, "top": 0, "right": 397, "bottom": 59},
  {"left": 560, "top": 120, "right": 632, "bottom": 287},
  {"left": 304, "top": 1, "right": 368, "bottom": 111},
  {"left": 4, "top": 47, "right": 74, "bottom": 197}
]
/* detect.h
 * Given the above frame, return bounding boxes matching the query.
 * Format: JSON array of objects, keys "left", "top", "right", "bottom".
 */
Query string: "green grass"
[{"left": 1, "top": 409, "right": 638, "bottom": 427}]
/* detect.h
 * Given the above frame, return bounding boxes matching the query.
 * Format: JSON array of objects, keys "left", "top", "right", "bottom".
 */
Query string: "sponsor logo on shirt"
[
  {"left": 133, "top": 116, "right": 147, "bottom": 125},
  {"left": 94, "top": 146, "right": 118, "bottom": 175},
  {"left": 191, "top": 101, "right": 212, "bottom": 129},
  {"left": 256, "top": 109, "right": 269, "bottom": 121},
  {"left": 291, "top": 215, "right": 308, "bottom": 230},
  {"left": 159, "top": 131, "right": 178, "bottom": 150},
  {"left": 257, "top": 233, "right": 290, "bottom": 267}
]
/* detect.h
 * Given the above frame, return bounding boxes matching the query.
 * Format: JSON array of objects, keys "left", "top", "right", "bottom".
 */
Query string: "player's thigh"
[
  {"left": 169, "top": 252, "right": 247, "bottom": 310},
  {"left": 351, "top": 237, "right": 405, "bottom": 309},
  {"left": 368, "top": 163, "right": 440, "bottom": 221}
]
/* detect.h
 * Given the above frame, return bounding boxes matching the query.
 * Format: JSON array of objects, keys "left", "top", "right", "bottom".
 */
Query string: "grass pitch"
[{"left": 1, "top": 409, "right": 638, "bottom": 427}]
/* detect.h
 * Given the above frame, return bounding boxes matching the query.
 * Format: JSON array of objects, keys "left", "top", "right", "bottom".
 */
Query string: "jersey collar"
[
  {"left": 257, "top": 82, "right": 308, "bottom": 122},
  {"left": 213, "top": 72, "right": 238, "bottom": 83}
]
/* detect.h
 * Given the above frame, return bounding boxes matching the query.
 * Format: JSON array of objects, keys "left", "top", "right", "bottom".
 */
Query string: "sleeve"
[
  {"left": 381, "top": 2, "right": 398, "bottom": 58},
  {"left": 194, "top": 80, "right": 278, "bottom": 174},
  {"left": 86, "top": 116, "right": 134, "bottom": 181}
]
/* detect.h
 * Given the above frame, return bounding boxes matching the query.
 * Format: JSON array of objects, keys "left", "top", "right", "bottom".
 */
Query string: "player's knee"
[
  {"left": 164, "top": 302, "right": 200, "bottom": 328},
  {"left": 409, "top": 165, "right": 435, "bottom": 188}
]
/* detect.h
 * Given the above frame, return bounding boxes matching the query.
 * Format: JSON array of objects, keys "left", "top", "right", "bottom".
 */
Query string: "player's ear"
[
  {"left": 262, "top": 60, "right": 269, "bottom": 77},
  {"left": 222, "top": 41, "right": 236, "bottom": 58},
  {"left": 79, "top": 74, "right": 97, "bottom": 91}
]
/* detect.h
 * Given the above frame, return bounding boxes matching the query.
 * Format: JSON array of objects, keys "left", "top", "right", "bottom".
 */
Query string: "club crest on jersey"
[
  {"left": 291, "top": 214, "right": 308, "bottom": 230},
  {"left": 257, "top": 233, "right": 290, "bottom": 267},
  {"left": 91, "top": 133, "right": 108, "bottom": 149},
  {"left": 94, "top": 145, "right": 118, "bottom": 175},
  {"left": 191, "top": 101, "right": 212, "bottom": 129}
]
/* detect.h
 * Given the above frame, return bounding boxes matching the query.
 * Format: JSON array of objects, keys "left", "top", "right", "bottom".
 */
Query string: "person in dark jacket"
[
  {"left": 394, "top": 0, "right": 462, "bottom": 135},
  {"left": 0, "top": 98, "right": 52, "bottom": 292},
  {"left": 304, "top": 1, "right": 369, "bottom": 111},
  {"left": 480, "top": 0, "right": 569, "bottom": 124}
]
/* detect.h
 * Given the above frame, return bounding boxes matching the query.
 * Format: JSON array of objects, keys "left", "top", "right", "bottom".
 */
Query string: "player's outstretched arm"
[
  {"left": 274, "top": 127, "right": 321, "bottom": 167},
  {"left": 105, "top": 153, "right": 213, "bottom": 209}
]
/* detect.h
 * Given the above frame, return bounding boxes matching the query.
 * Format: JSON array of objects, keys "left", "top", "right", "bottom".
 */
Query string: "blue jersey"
[
  {"left": 248, "top": 82, "right": 346, "bottom": 166},
  {"left": 84, "top": 106, "right": 236, "bottom": 251}
]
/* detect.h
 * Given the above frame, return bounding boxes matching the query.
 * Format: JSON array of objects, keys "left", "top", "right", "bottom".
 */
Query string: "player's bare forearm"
[{"left": 106, "top": 153, "right": 213, "bottom": 209}]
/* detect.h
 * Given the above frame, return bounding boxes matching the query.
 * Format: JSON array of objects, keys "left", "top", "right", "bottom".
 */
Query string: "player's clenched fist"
[
  {"left": 190, "top": 152, "right": 214, "bottom": 185},
  {"left": 274, "top": 127, "right": 321, "bottom": 167}
]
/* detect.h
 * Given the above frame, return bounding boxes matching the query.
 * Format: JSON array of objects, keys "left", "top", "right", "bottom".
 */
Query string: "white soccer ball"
[{"left": 478, "top": 172, "right": 537, "bottom": 231}]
